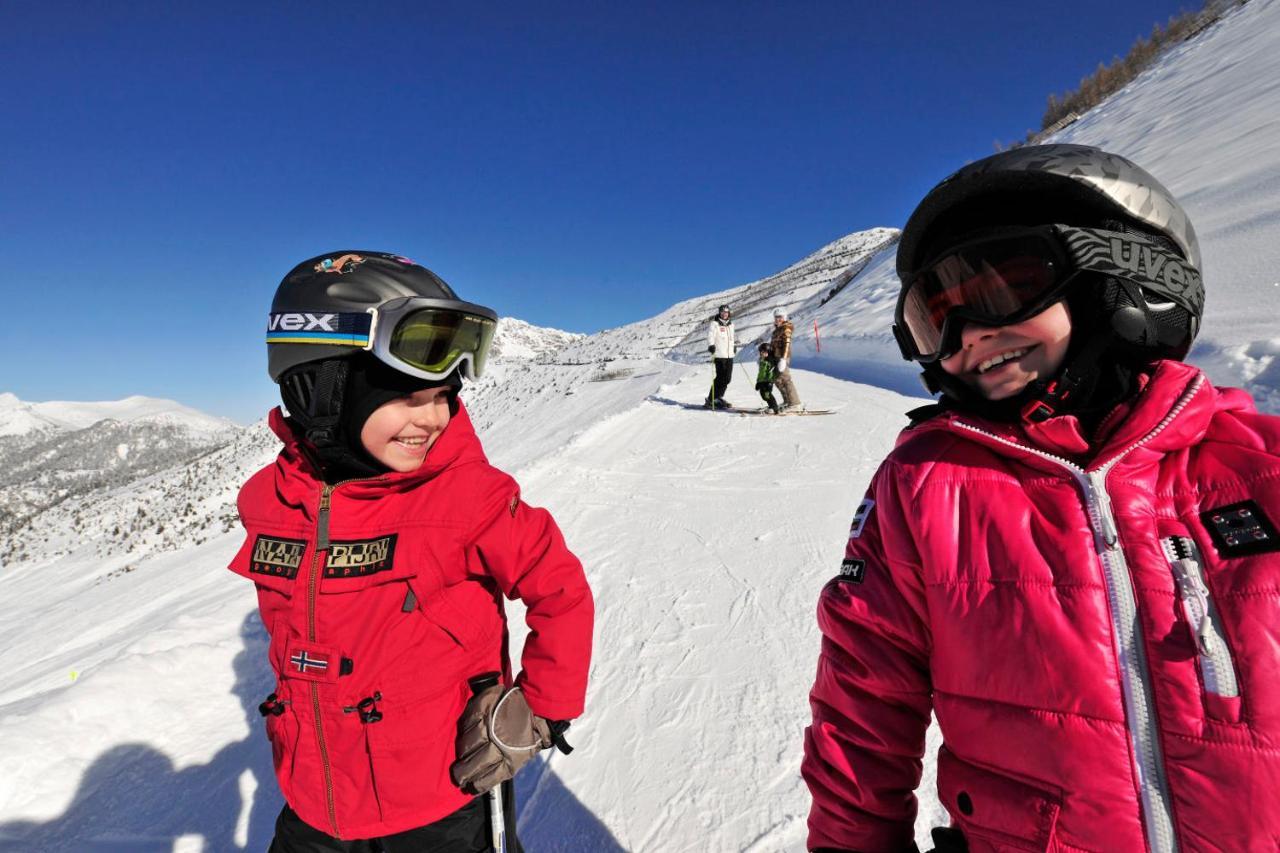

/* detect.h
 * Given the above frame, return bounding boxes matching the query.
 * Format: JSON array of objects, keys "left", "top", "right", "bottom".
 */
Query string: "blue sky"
[{"left": 1, "top": 0, "right": 1193, "bottom": 422}]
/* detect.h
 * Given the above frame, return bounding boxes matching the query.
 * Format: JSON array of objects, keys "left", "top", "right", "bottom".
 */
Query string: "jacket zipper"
[
  {"left": 310, "top": 484, "right": 339, "bottom": 838},
  {"left": 952, "top": 374, "right": 1202, "bottom": 853},
  {"left": 1161, "top": 536, "right": 1239, "bottom": 698}
]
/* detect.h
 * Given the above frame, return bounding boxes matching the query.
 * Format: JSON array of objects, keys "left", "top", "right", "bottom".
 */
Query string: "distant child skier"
[
  {"left": 230, "top": 251, "right": 594, "bottom": 851},
  {"left": 755, "top": 343, "right": 782, "bottom": 414},
  {"left": 706, "top": 303, "right": 737, "bottom": 408},
  {"left": 803, "top": 145, "right": 1280, "bottom": 852},
  {"left": 770, "top": 308, "right": 802, "bottom": 410}
]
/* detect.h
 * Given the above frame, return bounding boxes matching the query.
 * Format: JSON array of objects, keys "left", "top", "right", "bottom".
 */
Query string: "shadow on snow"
[{"left": 0, "top": 612, "right": 622, "bottom": 853}]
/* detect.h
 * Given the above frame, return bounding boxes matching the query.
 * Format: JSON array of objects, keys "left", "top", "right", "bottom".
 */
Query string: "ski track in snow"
[{"left": 505, "top": 368, "right": 940, "bottom": 852}]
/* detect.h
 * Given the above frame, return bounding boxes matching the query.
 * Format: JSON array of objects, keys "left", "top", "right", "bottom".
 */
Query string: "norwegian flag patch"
[
  {"left": 282, "top": 639, "right": 342, "bottom": 683},
  {"left": 290, "top": 650, "right": 329, "bottom": 674}
]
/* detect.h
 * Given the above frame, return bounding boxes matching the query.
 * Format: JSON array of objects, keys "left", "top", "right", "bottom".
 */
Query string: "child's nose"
[{"left": 959, "top": 320, "right": 999, "bottom": 349}]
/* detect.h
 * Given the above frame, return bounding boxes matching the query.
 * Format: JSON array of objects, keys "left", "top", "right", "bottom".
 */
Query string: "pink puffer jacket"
[{"left": 803, "top": 360, "right": 1280, "bottom": 852}]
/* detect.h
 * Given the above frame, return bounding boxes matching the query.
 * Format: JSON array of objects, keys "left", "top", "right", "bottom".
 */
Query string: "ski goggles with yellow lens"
[
  {"left": 267, "top": 297, "right": 498, "bottom": 381},
  {"left": 893, "top": 224, "right": 1200, "bottom": 363}
]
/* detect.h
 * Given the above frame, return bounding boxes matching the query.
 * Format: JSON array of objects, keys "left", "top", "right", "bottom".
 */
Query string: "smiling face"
[
  {"left": 359, "top": 386, "right": 453, "bottom": 472},
  {"left": 938, "top": 301, "right": 1073, "bottom": 400}
]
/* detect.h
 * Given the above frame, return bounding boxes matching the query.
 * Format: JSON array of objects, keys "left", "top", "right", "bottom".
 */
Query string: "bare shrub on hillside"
[{"left": 997, "top": 0, "right": 1248, "bottom": 151}]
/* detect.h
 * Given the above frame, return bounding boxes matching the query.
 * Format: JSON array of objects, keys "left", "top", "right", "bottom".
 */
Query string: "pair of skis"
[{"left": 703, "top": 404, "right": 835, "bottom": 417}]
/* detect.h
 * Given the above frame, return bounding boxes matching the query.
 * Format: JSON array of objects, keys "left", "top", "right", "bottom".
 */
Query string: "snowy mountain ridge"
[{"left": 0, "top": 392, "right": 237, "bottom": 439}]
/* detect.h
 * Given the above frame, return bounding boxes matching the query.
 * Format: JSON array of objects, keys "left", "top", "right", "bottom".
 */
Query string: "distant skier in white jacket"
[{"left": 705, "top": 304, "right": 736, "bottom": 408}]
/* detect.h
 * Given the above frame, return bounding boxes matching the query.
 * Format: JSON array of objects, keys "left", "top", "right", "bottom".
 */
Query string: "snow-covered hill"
[
  {"left": 0, "top": 396, "right": 241, "bottom": 553},
  {"left": 4, "top": 1, "right": 1280, "bottom": 850},
  {"left": 796, "top": 0, "right": 1280, "bottom": 413},
  {"left": 0, "top": 393, "right": 236, "bottom": 439}
]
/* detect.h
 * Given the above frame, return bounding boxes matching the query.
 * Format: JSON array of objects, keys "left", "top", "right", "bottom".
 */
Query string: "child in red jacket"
[
  {"left": 803, "top": 146, "right": 1280, "bottom": 852},
  {"left": 231, "top": 251, "right": 593, "bottom": 850}
]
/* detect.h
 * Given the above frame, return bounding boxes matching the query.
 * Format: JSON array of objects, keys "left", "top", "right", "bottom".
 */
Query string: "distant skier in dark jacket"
[
  {"left": 705, "top": 304, "right": 736, "bottom": 408},
  {"left": 754, "top": 343, "right": 781, "bottom": 414}
]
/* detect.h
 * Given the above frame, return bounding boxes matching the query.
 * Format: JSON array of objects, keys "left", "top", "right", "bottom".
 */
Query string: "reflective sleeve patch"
[
  {"left": 836, "top": 558, "right": 866, "bottom": 583},
  {"left": 848, "top": 498, "right": 875, "bottom": 540}
]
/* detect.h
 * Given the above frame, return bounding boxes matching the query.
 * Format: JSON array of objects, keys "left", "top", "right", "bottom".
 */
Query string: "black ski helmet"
[
  {"left": 267, "top": 250, "right": 487, "bottom": 477},
  {"left": 268, "top": 251, "right": 462, "bottom": 382},
  {"left": 895, "top": 144, "right": 1205, "bottom": 413}
]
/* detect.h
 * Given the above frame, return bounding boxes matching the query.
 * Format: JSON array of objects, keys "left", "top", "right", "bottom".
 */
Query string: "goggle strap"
[
  {"left": 1061, "top": 228, "right": 1202, "bottom": 314},
  {"left": 267, "top": 312, "right": 373, "bottom": 347}
]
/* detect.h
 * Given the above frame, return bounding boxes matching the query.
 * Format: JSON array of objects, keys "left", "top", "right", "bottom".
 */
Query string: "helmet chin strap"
[{"left": 1017, "top": 328, "right": 1114, "bottom": 424}]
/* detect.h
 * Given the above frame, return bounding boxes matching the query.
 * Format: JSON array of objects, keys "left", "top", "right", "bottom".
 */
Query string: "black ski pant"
[
  {"left": 710, "top": 357, "right": 734, "bottom": 401},
  {"left": 268, "top": 792, "right": 523, "bottom": 853},
  {"left": 755, "top": 381, "right": 780, "bottom": 412}
]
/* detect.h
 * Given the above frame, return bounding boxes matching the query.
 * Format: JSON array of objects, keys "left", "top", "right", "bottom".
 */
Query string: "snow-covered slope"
[{"left": 794, "top": 0, "right": 1280, "bottom": 413}]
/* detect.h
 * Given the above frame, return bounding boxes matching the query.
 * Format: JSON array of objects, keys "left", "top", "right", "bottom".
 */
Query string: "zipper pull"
[
  {"left": 317, "top": 485, "right": 333, "bottom": 551},
  {"left": 1088, "top": 472, "right": 1119, "bottom": 548},
  {"left": 1195, "top": 614, "right": 1216, "bottom": 656}
]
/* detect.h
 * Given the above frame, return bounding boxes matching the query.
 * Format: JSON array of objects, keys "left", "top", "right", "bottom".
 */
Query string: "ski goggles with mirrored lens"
[
  {"left": 893, "top": 224, "right": 1198, "bottom": 363},
  {"left": 267, "top": 297, "right": 498, "bottom": 381}
]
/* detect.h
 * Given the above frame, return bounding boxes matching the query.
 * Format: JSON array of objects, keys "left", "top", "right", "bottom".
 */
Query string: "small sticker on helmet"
[{"left": 314, "top": 254, "right": 366, "bottom": 275}]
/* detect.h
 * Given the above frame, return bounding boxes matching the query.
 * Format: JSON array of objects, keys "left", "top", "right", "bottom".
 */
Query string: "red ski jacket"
[
  {"left": 804, "top": 361, "right": 1280, "bottom": 852},
  {"left": 229, "top": 403, "right": 593, "bottom": 840}
]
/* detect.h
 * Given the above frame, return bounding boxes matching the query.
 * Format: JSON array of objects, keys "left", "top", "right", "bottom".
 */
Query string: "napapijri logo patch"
[
  {"left": 323, "top": 534, "right": 398, "bottom": 578},
  {"left": 250, "top": 535, "right": 307, "bottom": 578},
  {"left": 1202, "top": 501, "right": 1280, "bottom": 557},
  {"left": 836, "top": 558, "right": 866, "bottom": 583},
  {"left": 848, "top": 499, "right": 875, "bottom": 540}
]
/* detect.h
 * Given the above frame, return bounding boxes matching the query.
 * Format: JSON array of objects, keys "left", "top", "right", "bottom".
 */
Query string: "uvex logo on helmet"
[
  {"left": 1108, "top": 236, "right": 1201, "bottom": 301},
  {"left": 268, "top": 313, "right": 338, "bottom": 332}
]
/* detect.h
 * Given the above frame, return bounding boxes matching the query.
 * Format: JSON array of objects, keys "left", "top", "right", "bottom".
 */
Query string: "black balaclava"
[{"left": 282, "top": 352, "right": 462, "bottom": 483}]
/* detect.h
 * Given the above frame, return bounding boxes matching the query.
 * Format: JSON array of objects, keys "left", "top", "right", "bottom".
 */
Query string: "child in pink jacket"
[{"left": 803, "top": 145, "right": 1280, "bottom": 852}]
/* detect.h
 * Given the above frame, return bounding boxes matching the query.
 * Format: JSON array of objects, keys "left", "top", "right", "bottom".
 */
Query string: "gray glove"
[{"left": 451, "top": 685, "right": 553, "bottom": 794}]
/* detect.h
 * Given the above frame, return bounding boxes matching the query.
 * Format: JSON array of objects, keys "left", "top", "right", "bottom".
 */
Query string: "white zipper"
[
  {"left": 952, "top": 375, "right": 1202, "bottom": 853},
  {"left": 1161, "top": 536, "right": 1239, "bottom": 698}
]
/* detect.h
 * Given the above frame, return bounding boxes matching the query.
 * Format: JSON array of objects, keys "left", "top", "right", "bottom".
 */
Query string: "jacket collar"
[{"left": 912, "top": 361, "right": 1246, "bottom": 468}]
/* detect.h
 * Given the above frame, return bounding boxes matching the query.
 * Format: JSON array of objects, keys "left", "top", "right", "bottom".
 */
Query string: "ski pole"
[{"left": 467, "top": 672, "right": 506, "bottom": 853}]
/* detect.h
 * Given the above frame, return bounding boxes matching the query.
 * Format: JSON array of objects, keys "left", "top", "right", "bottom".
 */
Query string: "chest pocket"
[
  {"left": 317, "top": 527, "right": 496, "bottom": 652},
  {"left": 316, "top": 532, "right": 410, "bottom": 592}
]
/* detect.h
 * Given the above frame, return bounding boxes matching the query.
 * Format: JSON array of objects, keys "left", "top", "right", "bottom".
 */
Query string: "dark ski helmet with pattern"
[
  {"left": 266, "top": 250, "right": 497, "bottom": 477},
  {"left": 893, "top": 144, "right": 1205, "bottom": 420}
]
